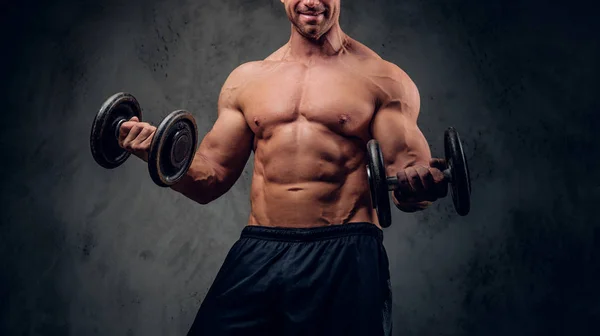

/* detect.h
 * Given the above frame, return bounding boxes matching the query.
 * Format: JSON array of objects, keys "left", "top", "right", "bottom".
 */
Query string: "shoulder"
[
  {"left": 369, "top": 59, "right": 418, "bottom": 97},
  {"left": 365, "top": 58, "right": 420, "bottom": 117},
  {"left": 223, "top": 61, "right": 264, "bottom": 87},
  {"left": 224, "top": 52, "right": 287, "bottom": 86},
  {"left": 345, "top": 37, "right": 382, "bottom": 60},
  {"left": 344, "top": 38, "right": 419, "bottom": 98},
  {"left": 218, "top": 61, "right": 261, "bottom": 109},
  {"left": 219, "top": 61, "right": 265, "bottom": 101},
  {"left": 352, "top": 55, "right": 420, "bottom": 119},
  {"left": 220, "top": 59, "right": 285, "bottom": 110}
]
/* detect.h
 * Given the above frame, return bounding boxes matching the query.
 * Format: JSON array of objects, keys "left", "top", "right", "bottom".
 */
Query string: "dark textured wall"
[{"left": 1, "top": 0, "right": 598, "bottom": 335}]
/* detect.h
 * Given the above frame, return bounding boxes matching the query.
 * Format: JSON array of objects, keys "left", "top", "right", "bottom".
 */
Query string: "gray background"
[{"left": 1, "top": 0, "right": 598, "bottom": 335}]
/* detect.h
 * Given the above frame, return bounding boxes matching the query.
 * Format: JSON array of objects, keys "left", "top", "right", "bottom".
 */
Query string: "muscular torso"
[{"left": 238, "top": 43, "right": 390, "bottom": 228}]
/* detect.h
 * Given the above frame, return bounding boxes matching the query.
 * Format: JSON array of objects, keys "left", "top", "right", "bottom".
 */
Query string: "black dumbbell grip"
[
  {"left": 386, "top": 176, "right": 398, "bottom": 191},
  {"left": 114, "top": 118, "right": 126, "bottom": 140}
]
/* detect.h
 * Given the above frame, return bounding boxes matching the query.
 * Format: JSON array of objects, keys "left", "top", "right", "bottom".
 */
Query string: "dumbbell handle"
[{"left": 385, "top": 169, "right": 452, "bottom": 191}]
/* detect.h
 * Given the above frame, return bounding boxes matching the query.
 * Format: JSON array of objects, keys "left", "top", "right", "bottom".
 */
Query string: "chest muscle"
[{"left": 241, "top": 64, "right": 377, "bottom": 140}]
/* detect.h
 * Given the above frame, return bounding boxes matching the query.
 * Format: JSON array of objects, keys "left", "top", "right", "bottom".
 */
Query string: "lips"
[
  {"left": 298, "top": 11, "right": 325, "bottom": 21},
  {"left": 299, "top": 11, "right": 324, "bottom": 16}
]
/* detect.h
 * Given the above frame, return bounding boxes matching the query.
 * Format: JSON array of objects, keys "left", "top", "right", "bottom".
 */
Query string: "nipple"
[
  {"left": 254, "top": 117, "right": 261, "bottom": 127},
  {"left": 338, "top": 114, "right": 349, "bottom": 125}
]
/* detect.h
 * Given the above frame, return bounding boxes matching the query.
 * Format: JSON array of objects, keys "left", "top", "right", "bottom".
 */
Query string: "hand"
[
  {"left": 393, "top": 158, "right": 449, "bottom": 210},
  {"left": 118, "top": 116, "right": 156, "bottom": 162}
]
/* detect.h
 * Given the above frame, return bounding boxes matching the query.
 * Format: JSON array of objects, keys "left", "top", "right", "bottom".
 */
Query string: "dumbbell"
[
  {"left": 366, "top": 127, "right": 472, "bottom": 228},
  {"left": 90, "top": 92, "right": 198, "bottom": 187}
]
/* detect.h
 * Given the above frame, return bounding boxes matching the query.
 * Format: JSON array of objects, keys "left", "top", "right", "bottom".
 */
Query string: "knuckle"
[
  {"left": 421, "top": 168, "right": 432, "bottom": 179},
  {"left": 143, "top": 127, "right": 155, "bottom": 135},
  {"left": 436, "top": 174, "right": 446, "bottom": 183},
  {"left": 410, "top": 173, "right": 421, "bottom": 184},
  {"left": 406, "top": 169, "right": 418, "bottom": 180},
  {"left": 131, "top": 144, "right": 144, "bottom": 151},
  {"left": 430, "top": 168, "right": 443, "bottom": 181}
]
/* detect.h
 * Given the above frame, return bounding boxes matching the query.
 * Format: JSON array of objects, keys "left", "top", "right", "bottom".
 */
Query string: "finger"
[
  {"left": 119, "top": 121, "right": 137, "bottom": 141},
  {"left": 429, "top": 167, "right": 448, "bottom": 200},
  {"left": 430, "top": 158, "right": 448, "bottom": 171},
  {"left": 414, "top": 165, "right": 430, "bottom": 190},
  {"left": 120, "top": 119, "right": 147, "bottom": 133},
  {"left": 420, "top": 167, "right": 437, "bottom": 202},
  {"left": 395, "top": 169, "right": 413, "bottom": 200},
  {"left": 131, "top": 127, "right": 155, "bottom": 151},
  {"left": 122, "top": 124, "right": 143, "bottom": 150},
  {"left": 139, "top": 132, "right": 154, "bottom": 148},
  {"left": 406, "top": 167, "right": 423, "bottom": 196},
  {"left": 417, "top": 166, "right": 433, "bottom": 187}
]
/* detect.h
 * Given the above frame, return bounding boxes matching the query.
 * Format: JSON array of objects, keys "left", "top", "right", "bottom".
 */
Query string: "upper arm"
[
  {"left": 370, "top": 62, "right": 432, "bottom": 176},
  {"left": 196, "top": 63, "right": 256, "bottom": 186}
]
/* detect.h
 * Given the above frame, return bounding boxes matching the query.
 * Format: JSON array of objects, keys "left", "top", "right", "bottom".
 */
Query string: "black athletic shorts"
[{"left": 187, "top": 222, "right": 392, "bottom": 336}]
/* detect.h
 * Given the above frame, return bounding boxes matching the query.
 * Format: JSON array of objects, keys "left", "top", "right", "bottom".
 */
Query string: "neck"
[{"left": 285, "top": 23, "right": 349, "bottom": 61}]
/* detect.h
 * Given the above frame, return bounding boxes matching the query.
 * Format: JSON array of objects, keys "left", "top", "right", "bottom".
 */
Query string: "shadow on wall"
[{"left": 405, "top": 1, "right": 600, "bottom": 335}]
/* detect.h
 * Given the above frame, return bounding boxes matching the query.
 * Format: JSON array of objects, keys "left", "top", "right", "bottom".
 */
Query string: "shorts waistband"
[{"left": 240, "top": 222, "right": 383, "bottom": 242}]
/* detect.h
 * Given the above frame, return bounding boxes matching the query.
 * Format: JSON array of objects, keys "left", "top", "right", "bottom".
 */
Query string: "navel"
[{"left": 254, "top": 117, "right": 261, "bottom": 127}]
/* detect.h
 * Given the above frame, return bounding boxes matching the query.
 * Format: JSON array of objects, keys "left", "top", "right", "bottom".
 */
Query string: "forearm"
[{"left": 170, "top": 154, "right": 225, "bottom": 204}]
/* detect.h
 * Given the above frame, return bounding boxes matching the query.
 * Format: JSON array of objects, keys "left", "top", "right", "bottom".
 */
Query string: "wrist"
[{"left": 392, "top": 195, "right": 431, "bottom": 212}]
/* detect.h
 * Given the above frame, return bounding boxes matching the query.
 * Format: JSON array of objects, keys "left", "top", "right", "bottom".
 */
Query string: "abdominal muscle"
[{"left": 247, "top": 120, "right": 378, "bottom": 228}]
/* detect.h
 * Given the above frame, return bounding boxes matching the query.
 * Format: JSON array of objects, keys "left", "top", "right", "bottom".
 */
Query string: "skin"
[{"left": 119, "top": 0, "right": 448, "bottom": 228}]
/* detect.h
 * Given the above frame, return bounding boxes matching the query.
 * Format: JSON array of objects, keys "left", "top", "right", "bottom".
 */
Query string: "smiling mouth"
[
  {"left": 297, "top": 8, "right": 326, "bottom": 17},
  {"left": 298, "top": 12, "right": 325, "bottom": 21}
]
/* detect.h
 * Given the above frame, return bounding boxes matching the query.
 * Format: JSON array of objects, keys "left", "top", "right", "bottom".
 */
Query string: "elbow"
[
  {"left": 193, "top": 189, "right": 223, "bottom": 205},
  {"left": 170, "top": 167, "right": 224, "bottom": 205},
  {"left": 192, "top": 193, "right": 213, "bottom": 205},
  {"left": 190, "top": 170, "right": 236, "bottom": 205},
  {"left": 194, "top": 188, "right": 232, "bottom": 205},
  {"left": 173, "top": 184, "right": 220, "bottom": 205},
  {"left": 172, "top": 154, "right": 239, "bottom": 205},
  {"left": 189, "top": 174, "right": 226, "bottom": 205}
]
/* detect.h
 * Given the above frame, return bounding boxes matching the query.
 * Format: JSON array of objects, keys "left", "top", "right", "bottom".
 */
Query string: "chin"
[
  {"left": 297, "top": 24, "right": 326, "bottom": 40},
  {"left": 302, "top": 30, "right": 321, "bottom": 40}
]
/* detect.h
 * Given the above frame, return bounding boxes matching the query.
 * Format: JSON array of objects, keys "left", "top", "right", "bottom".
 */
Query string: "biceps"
[
  {"left": 371, "top": 109, "right": 431, "bottom": 173},
  {"left": 197, "top": 107, "right": 253, "bottom": 177}
]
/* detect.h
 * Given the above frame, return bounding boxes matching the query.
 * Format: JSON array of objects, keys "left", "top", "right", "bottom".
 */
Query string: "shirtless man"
[{"left": 119, "top": 0, "right": 447, "bottom": 334}]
